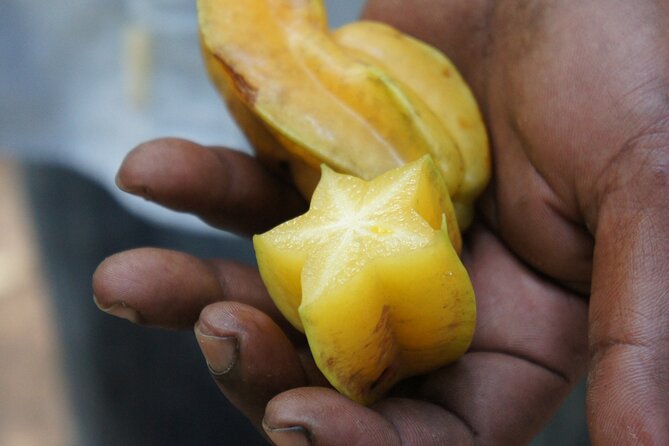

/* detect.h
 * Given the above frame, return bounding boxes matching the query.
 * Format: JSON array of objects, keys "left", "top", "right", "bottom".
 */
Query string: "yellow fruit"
[
  {"left": 332, "top": 21, "right": 491, "bottom": 228},
  {"left": 254, "top": 156, "right": 476, "bottom": 404},
  {"left": 197, "top": 0, "right": 490, "bottom": 228},
  {"left": 199, "top": 0, "right": 487, "bottom": 404}
]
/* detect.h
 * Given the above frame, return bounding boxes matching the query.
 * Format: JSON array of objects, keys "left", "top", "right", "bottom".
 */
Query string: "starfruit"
[
  {"left": 254, "top": 156, "right": 476, "bottom": 404},
  {"left": 197, "top": 0, "right": 490, "bottom": 229},
  {"left": 332, "top": 21, "right": 490, "bottom": 228}
]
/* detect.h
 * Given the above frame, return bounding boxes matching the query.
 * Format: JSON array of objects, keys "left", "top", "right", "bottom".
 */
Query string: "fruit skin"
[
  {"left": 301, "top": 227, "right": 475, "bottom": 405},
  {"left": 198, "top": 0, "right": 490, "bottom": 228},
  {"left": 253, "top": 157, "right": 475, "bottom": 405},
  {"left": 332, "top": 21, "right": 491, "bottom": 229},
  {"left": 200, "top": 0, "right": 483, "bottom": 404}
]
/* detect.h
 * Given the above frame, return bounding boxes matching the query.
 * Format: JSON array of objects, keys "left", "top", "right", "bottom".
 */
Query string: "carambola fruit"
[
  {"left": 198, "top": 0, "right": 488, "bottom": 404},
  {"left": 198, "top": 0, "right": 490, "bottom": 229},
  {"left": 253, "top": 156, "right": 475, "bottom": 404}
]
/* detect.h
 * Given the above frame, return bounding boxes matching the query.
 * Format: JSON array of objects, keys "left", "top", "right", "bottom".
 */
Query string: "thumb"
[
  {"left": 587, "top": 147, "right": 669, "bottom": 444},
  {"left": 262, "top": 388, "right": 401, "bottom": 446}
]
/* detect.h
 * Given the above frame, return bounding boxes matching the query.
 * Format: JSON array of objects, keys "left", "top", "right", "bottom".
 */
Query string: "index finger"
[{"left": 116, "top": 138, "right": 307, "bottom": 236}]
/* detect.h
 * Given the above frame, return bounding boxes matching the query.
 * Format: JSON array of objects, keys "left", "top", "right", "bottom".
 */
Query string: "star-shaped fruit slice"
[{"left": 253, "top": 155, "right": 475, "bottom": 404}]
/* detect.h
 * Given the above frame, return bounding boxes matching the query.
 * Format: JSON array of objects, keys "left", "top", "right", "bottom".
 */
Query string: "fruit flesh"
[{"left": 254, "top": 157, "right": 475, "bottom": 404}]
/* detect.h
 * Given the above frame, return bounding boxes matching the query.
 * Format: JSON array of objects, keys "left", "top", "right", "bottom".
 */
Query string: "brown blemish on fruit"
[
  {"left": 369, "top": 366, "right": 393, "bottom": 392},
  {"left": 214, "top": 54, "right": 258, "bottom": 104},
  {"left": 373, "top": 305, "right": 391, "bottom": 334},
  {"left": 331, "top": 305, "right": 401, "bottom": 403},
  {"left": 458, "top": 116, "right": 473, "bottom": 129}
]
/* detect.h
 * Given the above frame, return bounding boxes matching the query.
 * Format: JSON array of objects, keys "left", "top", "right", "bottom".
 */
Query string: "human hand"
[
  {"left": 94, "top": 140, "right": 586, "bottom": 445},
  {"left": 93, "top": 0, "right": 668, "bottom": 444},
  {"left": 363, "top": 0, "right": 668, "bottom": 443},
  {"left": 92, "top": 137, "right": 585, "bottom": 445}
]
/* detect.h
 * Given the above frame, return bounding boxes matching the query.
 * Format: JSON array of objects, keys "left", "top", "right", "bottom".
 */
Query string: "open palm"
[{"left": 93, "top": 0, "right": 668, "bottom": 444}]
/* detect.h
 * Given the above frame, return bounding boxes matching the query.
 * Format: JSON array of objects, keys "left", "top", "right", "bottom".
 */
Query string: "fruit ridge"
[{"left": 254, "top": 157, "right": 476, "bottom": 404}]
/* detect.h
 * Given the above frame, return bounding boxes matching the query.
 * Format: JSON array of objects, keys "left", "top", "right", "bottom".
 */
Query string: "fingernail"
[
  {"left": 115, "top": 172, "right": 129, "bottom": 192},
  {"left": 195, "top": 324, "right": 238, "bottom": 375},
  {"left": 263, "top": 425, "right": 311, "bottom": 446},
  {"left": 115, "top": 173, "right": 150, "bottom": 198},
  {"left": 93, "top": 294, "right": 141, "bottom": 323}
]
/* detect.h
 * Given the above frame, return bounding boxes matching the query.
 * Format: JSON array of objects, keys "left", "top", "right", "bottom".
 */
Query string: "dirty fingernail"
[
  {"left": 93, "top": 294, "right": 141, "bottom": 323},
  {"left": 115, "top": 172, "right": 130, "bottom": 192},
  {"left": 115, "top": 173, "right": 150, "bottom": 198},
  {"left": 195, "top": 324, "right": 238, "bottom": 375},
  {"left": 263, "top": 425, "right": 311, "bottom": 446}
]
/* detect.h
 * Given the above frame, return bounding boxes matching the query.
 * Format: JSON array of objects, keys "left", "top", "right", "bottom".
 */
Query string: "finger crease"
[
  {"left": 468, "top": 348, "right": 571, "bottom": 384},
  {"left": 411, "top": 397, "right": 479, "bottom": 440},
  {"left": 589, "top": 337, "right": 652, "bottom": 364}
]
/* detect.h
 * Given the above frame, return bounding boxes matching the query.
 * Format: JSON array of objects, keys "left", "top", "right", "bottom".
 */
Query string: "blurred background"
[{"left": 0, "top": 0, "right": 589, "bottom": 445}]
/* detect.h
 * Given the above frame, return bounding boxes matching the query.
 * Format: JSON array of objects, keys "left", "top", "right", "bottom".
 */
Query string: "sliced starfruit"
[
  {"left": 198, "top": 0, "right": 490, "bottom": 228},
  {"left": 254, "top": 156, "right": 475, "bottom": 404},
  {"left": 332, "top": 21, "right": 491, "bottom": 228}
]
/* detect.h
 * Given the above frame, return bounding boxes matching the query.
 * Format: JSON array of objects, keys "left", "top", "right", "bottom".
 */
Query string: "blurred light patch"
[{"left": 0, "top": 159, "right": 75, "bottom": 446}]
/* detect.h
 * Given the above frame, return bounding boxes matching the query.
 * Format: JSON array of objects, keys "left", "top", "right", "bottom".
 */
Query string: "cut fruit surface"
[{"left": 254, "top": 156, "right": 475, "bottom": 404}]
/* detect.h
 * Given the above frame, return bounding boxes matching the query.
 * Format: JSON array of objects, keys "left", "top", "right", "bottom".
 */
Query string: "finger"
[
  {"left": 372, "top": 398, "right": 475, "bottom": 446},
  {"left": 195, "top": 302, "right": 312, "bottom": 427},
  {"left": 116, "top": 138, "right": 307, "bottom": 236},
  {"left": 463, "top": 225, "right": 589, "bottom": 384},
  {"left": 588, "top": 161, "right": 669, "bottom": 443},
  {"left": 263, "top": 387, "right": 401, "bottom": 446},
  {"left": 414, "top": 352, "right": 574, "bottom": 445},
  {"left": 92, "top": 247, "right": 289, "bottom": 331}
]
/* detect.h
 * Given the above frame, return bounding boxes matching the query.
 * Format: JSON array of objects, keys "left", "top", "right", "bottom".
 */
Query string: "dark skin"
[{"left": 93, "top": 0, "right": 669, "bottom": 444}]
